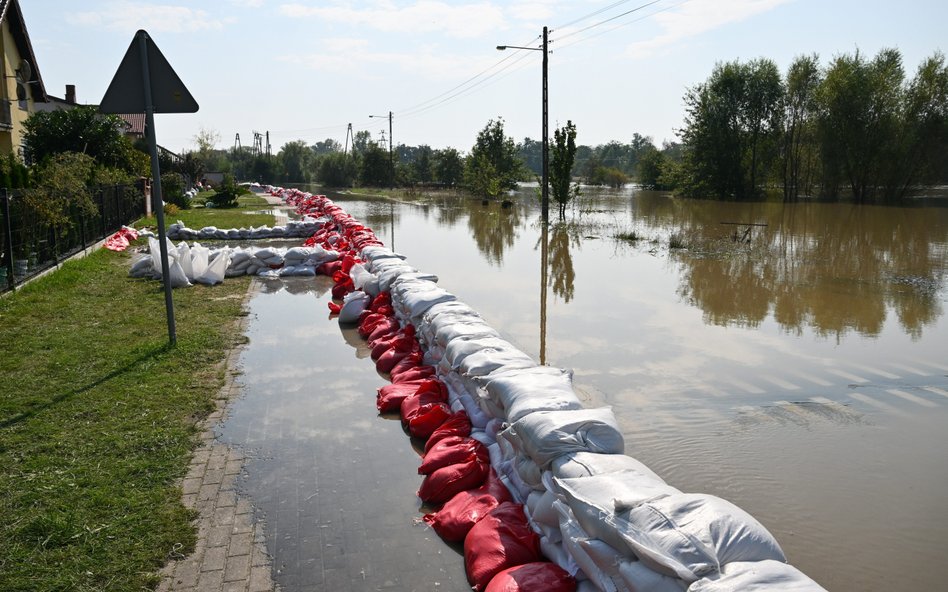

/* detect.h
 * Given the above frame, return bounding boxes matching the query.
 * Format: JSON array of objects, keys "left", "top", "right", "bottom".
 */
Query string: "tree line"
[
  {"left": 27, "top": 46, "right": 936, "bottom": 207},
  {"left": 666, "top": 48, "right": 948, "bottom": 202}
]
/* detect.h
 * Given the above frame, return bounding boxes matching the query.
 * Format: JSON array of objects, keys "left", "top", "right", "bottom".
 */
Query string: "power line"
[
  {"left": 553, "top": 0, "right": 689, "bottom": 52},
  {"left": 555, "top": 0, "right": 649, "bottom": 30},
  {"left": 553, "top": 0, "right": 664, "bottom": 43}
]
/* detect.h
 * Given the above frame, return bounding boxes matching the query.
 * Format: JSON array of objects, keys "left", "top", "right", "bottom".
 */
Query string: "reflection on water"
[
  {"left": 334, "top": 186, "right": 948, "bottom": 592},
  {"left": 649, "top": 197, "right": 948, "bottom": 338}
]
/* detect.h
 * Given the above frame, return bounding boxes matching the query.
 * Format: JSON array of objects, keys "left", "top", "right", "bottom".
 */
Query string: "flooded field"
[{"left": 222, "top": 186, "right": 948, "bottom": 591}]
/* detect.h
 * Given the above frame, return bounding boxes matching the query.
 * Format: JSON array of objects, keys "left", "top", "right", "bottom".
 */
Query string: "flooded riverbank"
[{"left": 222, "top": 186, "right": 947, "bottom": 591}]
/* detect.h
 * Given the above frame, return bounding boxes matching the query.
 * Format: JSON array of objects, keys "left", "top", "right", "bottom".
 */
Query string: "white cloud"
[
  {"left": 68, "top": 2, "right": 233, "bottom": 33},
  {"left": 279, "top": 35, "right": 495, "bottom": 78},
  {"left": 626, "top": 0, "right": 794, "bottom": 58},
  {"left": 278, "top": 1, "right": 508, "bottom": 39}
]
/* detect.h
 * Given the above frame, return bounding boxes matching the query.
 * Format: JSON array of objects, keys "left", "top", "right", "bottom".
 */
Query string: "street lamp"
[
  {"left": 497, "top": 25, "right": 549, "bottom": 223},
  {"left": 369, "top": 111, "right": 394, "bottom": 187}
]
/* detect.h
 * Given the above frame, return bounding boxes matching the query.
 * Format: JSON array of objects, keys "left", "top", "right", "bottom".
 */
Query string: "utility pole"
[
  {"left": 344, "top": 123, "right": 352, "bottom": 157},
  {"left": 541, "top": 26, "right": 549, "bottom": 223},
  {"left": 370, "top": 111, "right": 394, "bottom": 187}
]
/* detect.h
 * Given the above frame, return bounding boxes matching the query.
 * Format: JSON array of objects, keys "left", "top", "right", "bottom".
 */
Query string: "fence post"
[
  {"left": 98, "top": 188, "right": 107, "bottom": 239},
  {"left": 2, "top": 188, "right": 16, "bottom": 291}
]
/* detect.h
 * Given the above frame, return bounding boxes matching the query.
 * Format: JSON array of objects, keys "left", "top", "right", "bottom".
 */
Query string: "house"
[{"left": 0, "top": 0, "right": 47, "bottom": 158}]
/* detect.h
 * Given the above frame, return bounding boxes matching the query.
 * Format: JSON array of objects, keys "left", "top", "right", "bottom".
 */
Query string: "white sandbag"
[
  {"left": 618, "top": 560, "right": 688, "bottom": 592},
  {"left": 687, "top": 560, "right": 826, "bottom": 592},
  {"left": 554, "top": 471, "right": 679, "bottom": 554},
  {"left": 500, "top": 407, "right": 626, "bottom": 470},
  {"left": 129, "top": 255, "right": 154, "bottom": 278},
  {"left": 556, "top": 500, "right": 623, "bottom": 592},
  {"left": 613, "top": 493, "right": 786, "bottom": 583},
  {"left": 148, "top": 236, "right": 177, "bottom": 270},
  {"left": 176, "top": 242, "right": 194, "bottom": 279},
  {"left": 459, "top": 347, "right": 537, "bottom": 378},
  {"left": 553, "top": 452, "right": 665, "bottom": 483},
  {"left": 484, "top": 367, "right": 583, "bottom": 423},
  {"left": 279, "top": 265, "right": 316, "bottom": 277},
  {"left": 338, "top": 291, "right": 370, "bottom": 324},
  {"left": 434, "top": 321, "right": 501, "bottom": 349},
  {"left": 167, "top": 260, "right": 191, "bottom": 288},
  {"left": 194, "top": 249, "right": 229, "bottom": 285},
  {"left": 443, "top": 336, "right": 517, "bottom": 369},
  {"left": 514, "top": 453, "right": 544, "bottom": 490},
  {"left": 540, "top": 536, "right": 580, "bottom": 577},
  {"left": 190, "top": 244, "right": 209, "bottom": 279},
  {"left": 348, "top": 263, "right": 380, "bottom": 297}
]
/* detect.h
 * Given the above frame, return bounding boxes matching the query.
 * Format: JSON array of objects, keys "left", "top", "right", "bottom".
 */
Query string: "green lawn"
[
  {"left": 151, "top": 193, "right": 275, "bottom": 231},
  {"left": 0, "top": 205, "right": 274, "bottom": 591}
]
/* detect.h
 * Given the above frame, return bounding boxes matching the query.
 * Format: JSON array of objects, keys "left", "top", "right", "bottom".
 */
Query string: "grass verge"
[
  {"left": 147, "top": 193, "right": 274, "bottom": 231},
  {"left": 0, "top": 209, "right": 269, "bottom": 590}
]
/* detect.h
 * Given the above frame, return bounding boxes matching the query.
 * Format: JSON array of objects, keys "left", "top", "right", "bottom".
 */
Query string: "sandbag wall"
[{"left": 282, "top": 186, "right": 829, "bottom": 592}]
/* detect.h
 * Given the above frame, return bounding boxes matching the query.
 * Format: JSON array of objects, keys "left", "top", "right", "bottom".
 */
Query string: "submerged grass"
[{"left": 0, "top": 205, "right": 269, "bottom": 590}]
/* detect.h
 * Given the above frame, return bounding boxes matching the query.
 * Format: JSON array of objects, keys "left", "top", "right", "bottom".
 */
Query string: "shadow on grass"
[{"left": 0, "top": 344, "right": 173, "bottom": 430}]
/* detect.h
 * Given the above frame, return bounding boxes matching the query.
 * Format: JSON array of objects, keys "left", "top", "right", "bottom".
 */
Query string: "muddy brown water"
[{"left": 220, "top": 187, "right": 948, "bottom": 591}]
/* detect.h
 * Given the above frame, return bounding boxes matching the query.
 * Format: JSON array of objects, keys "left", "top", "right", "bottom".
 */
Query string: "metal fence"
[{"left": 1, "top": 184, "right": 147, "bottom": 292}]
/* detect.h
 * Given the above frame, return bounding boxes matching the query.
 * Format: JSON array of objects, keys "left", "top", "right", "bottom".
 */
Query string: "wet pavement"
[{"left": 217, "top": 278, "right": 470, "bottom": 592}]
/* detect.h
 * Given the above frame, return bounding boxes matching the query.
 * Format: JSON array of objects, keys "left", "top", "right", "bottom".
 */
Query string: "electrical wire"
[
  {"left": 553, "top": 0, "right": 664, "bottom": 43},
  {"left": 553, "top": 0, "right": 690, "bottom": 52}
]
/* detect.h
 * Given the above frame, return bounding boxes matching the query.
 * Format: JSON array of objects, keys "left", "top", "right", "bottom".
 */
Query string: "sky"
[{"left": 18, "top": 0, "right": 948, "bottom": 155}]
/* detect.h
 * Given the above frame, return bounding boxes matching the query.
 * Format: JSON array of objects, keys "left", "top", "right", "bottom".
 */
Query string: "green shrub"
[
  {"left": 160, "top": 172, "right": 190, "bottom": 209},
  {"left": 207, "top": 174, "right": 240, "bottom": 208}
]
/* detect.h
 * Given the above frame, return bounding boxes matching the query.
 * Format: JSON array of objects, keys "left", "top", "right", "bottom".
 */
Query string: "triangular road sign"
[{"left": 100, "top": 30, "right": 198, "bottom": 114}]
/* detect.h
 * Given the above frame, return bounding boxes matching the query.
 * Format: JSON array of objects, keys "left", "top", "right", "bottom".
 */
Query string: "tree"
[
  {"left": 22, "top": 106, "right": 146, "bottom": 174},
  {"left": 782, "top": 54, "right": 821, "bottom": 201},
  {"left": 277, "top": 140, "right": 315, "bottom": 183},
  {"left": 318, "top": 152, "right": 358, "bottom": 187},
  {"left": 518, "top": 137, "right": 543, "bottom": 177},
  {"left": 413, "top": 145, "right": 434, "bottom": 184},
  {"left": 816, "top": 49, "right": 904, "bottom": 202},
  {"left": 434, "top": 148, "right": 464, "bottom": 187},
  {"left": 549, "top": 120, "right": 580, "bottom": 219},
  {"left": 883, "top": 51, "right": 948, "bottom": 199},
  {"left": 352, "top": 130, "right": 372, "bottom": 154},
  {"left": 193, "top": 127, "right": 220, "bottom": 155},
  {"left": 359, "top": 142, "right": 391, "bottom": 187},
  {"left": 636, "top": 147, "right": 666, "bottom": 189},
  {"left": 464, "top": 153, "right": 501, "bottom": 200},
  {"left": 465, "top": 118, "right": 523, "bottom": 198},
  {"left": 312, "top": 138, "right": 342, "bottom": 156},
  {"left": 678, "top": 58, "right": 784, "bottom": 199}
]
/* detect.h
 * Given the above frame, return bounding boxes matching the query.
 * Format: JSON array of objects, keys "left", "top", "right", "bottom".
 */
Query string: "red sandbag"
[
  {"left": 358, "top": 312, "right": 391, "bottom": 338},
  {"left": 376, "top": 381, "right": 426, "bottom": 414},
  {"left": 369, "top": 291, "right": 392, "bottom": 312},
  {"left": 327, "top": 301, "right": 342, "bottom": 314},
  {"left": 317, "top": 260, "right": 343, "bottom": 276},
  {"left": 418, "top": 453, "right": 490, "bottom": 504},
  {"left": 367, "top": 318, "right": 402, "bottom": 345},
  {"left": 422, "top": 468, "right": 512, "bottom": 542},
  {"left": 425, "top": 411, "right": 472, "bottom": 453},
  {"left": 484, "top": 563, "right": 576, "bottom": 592},
  {"left": 404, "top": 401, "right": 451, "bottom": 439},
  {"left": 378, "top": 378, "right": 445, "bottom": 414},
  {"left": 392, "top": 365, "right": 437, "bottom": 384},
  {"left": 464, "top": 502, "right": 543, "bottom": 592},
  {"left": 419, "top": 436, "right": 488, "bottom": 475},
  {"left": 388, "top": 350, "right": 424, "bottom": 380},
  {"left": 377, "top": 345, "right": 418, "bottom": 374}
]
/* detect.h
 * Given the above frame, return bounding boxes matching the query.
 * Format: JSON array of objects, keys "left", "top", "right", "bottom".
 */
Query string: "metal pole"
[
  {"left": 2, "top": 189, "right": 16, "bottom": 291},
  {"left": 139, "top": 30, "right": 177, "bottom": 346},
  {"left": 388, "top": 111, "right": 394, "bottom": 188},
  {"left": 539, "top": 221, "right": 548, "bottom": 365},
  {"left": 541, "top": 25, "right": 549, "bottom": 223}
]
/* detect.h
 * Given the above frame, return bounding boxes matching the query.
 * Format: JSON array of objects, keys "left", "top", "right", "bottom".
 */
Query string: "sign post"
[{"left": 100, "top": 30, "right": 198, "bottom": 346}]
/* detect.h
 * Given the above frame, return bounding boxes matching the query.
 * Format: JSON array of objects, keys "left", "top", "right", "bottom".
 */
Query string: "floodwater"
[{"left": 220, "top": 186, "right": 948, "bottom": 591}]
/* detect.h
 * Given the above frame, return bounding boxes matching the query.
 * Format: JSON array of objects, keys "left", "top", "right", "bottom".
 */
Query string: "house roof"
[
  {"left": 118, "top": 112, "right": 146, "bottom": 136},
  {"left": 0, "top": 0, "right": 48, "bottom": 102}
]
